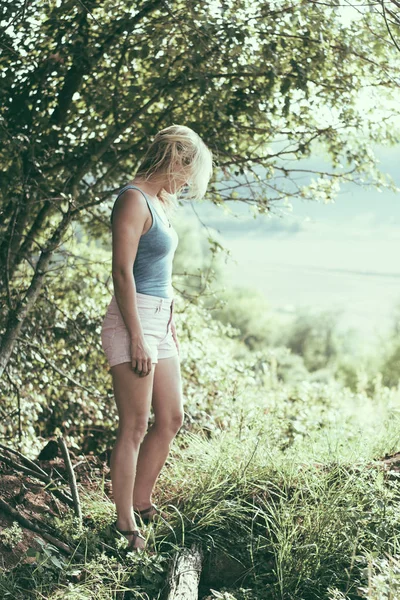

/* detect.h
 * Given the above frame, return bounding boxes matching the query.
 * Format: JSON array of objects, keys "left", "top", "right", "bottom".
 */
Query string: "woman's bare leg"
[
  {"left": 132, "top": 354, "right": 184, "bottom": 512},
  {"left": 110, "top": 361, "right": 155, "bottom": 548}
]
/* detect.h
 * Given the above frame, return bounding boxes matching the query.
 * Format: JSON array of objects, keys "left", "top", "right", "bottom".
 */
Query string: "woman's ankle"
[
  {"left": 116, "top": 515, "right": 137, "bottom": 529},
  {"left": 132, "top": 497, "right": 153, "bottom": 510}
]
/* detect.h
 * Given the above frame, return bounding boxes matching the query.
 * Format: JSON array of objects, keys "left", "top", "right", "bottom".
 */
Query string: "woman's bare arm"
[{"left": 111, "top": 188, "right": 150, "bottom": 339}]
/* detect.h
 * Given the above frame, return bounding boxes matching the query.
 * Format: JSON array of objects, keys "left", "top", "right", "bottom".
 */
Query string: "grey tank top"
[{"left": 111, "top": 184, "right": 179, "bottom": 299}]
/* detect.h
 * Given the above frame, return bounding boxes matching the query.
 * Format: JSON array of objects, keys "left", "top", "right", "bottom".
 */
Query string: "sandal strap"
[
  {"left": 136, "top": 504, "right": 157, "bottom": 516},
  {"left": 115, "top": 524, "right": 145, "bottom": 537}
]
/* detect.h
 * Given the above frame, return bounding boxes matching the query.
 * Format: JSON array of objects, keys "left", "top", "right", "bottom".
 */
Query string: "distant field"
[{"left": 222, "top": 234, "right": 400, "bottom": 346}]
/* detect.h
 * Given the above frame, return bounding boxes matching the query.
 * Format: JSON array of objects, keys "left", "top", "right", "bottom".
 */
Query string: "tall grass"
[{"left": 153, "top": 380, "right": 400, "bottom": 599}]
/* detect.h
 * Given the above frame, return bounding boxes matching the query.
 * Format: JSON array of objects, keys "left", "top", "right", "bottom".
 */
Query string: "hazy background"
[
  {"left": 179, "top": 4, "right": 400, "bottom": 349},
  {"left": 182, "top": 143, "right": 399, "bottom": 348}
]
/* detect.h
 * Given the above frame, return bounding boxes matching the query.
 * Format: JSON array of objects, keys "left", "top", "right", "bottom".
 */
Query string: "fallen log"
[{"left": 165, "top": 542, "right": 204, "bottom": 600}]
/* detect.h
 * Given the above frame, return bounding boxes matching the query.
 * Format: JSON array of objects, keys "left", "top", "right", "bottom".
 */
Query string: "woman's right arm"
[{"left": 111, "top": 188, "right": 153, "bottom": 377}]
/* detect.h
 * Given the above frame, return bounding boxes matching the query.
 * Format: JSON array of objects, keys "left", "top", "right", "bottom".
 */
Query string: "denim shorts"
[{"left": 101, "top": 292, "right": 178, "bottom": 367}]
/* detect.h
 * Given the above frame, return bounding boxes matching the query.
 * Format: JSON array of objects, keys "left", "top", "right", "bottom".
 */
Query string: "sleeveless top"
[{"left": 110, "top": 184, "right": 179, "bottom": 299}]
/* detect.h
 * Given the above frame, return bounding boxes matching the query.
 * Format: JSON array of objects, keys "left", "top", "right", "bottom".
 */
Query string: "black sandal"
[
  {"left": 114, "top": 522, "right": 146, "bottom": 551},
  {"left": 133, "top": 503, "right": 166, "bottom": 525}
]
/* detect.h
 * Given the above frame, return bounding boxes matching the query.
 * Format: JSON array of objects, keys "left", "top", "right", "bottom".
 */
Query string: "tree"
[{"left": 1, "top": 0, "right": 399, "bottom": 376}]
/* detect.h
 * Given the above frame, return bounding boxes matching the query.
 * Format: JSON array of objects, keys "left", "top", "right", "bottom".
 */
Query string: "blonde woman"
[{"left": 101, "top": 125, "right": 213, "bottom": 551}]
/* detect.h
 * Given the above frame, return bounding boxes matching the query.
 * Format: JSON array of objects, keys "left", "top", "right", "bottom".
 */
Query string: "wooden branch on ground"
[
  {"left": 165, "top": 543, "right": 204, "bottom": 600},
  {"left": 0, "top": 496, "right": 83, "bottom": 559},
  {"left": 0, "top": 441, "right": 49, "bottom": 478},
  {"left": 57, "top": 436, "right": 82, "bottom": 522},
  {"left": 0, "top": 450, "right": 74, "bottom": 507}
]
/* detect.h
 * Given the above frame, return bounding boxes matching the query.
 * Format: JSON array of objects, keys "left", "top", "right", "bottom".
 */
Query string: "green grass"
[{"left": 2, "top": 376, "right": 400, "bottom": 599}]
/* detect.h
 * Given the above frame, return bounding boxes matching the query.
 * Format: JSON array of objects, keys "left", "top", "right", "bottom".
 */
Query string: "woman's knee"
[
  {"left": 155, "top": 411, "right": 184, "bottom": 435},
  {"left": 117, "top": 417, "right": 149, "bottom": 445}
]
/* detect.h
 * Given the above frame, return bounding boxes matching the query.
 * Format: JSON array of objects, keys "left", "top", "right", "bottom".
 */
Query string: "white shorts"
[{"left": 101, "top": 292, "right": 178, "bottom": 367}]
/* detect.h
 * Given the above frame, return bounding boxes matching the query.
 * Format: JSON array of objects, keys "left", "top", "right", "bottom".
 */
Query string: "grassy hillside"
[{"left": 1, "top": 229, "right": 400, "bottom": 599}]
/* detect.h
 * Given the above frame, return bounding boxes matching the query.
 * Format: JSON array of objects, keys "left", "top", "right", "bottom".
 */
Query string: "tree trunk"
[{"left": 0, "top": 206, "right": 73, "bottom": 378}]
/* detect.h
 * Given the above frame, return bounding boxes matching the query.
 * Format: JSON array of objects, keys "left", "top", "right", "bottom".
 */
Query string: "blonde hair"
[{"left": 134, "top": 124, "right": 214, "bottom": 216}]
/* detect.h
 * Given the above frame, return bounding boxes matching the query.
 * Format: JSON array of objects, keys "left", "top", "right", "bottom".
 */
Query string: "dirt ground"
[{"left": 0, "top": 448, "right": 113, "bottom": 571}]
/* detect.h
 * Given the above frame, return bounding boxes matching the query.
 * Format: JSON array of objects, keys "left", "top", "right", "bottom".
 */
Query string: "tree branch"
[
  {"left": 0, "top": 496, "right": 80, "bottom": 557},
  {"left": 0, "top": 204, "right": 74, "bottom": 378}
]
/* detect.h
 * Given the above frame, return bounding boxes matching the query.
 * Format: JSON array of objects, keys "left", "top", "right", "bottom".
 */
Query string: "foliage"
[
  {"left": 205, "top": 284, "right": 279, "bottom": 349},
  {"left": 0, "top": 227, "right": 116, "bottom": 456},
  {"left": 2, "top": 309, "right": 400, "bottom": 597},
  {"left": 378, "top": 329, "right": 400, "bottom": 389},
  {"left": 1, "top": 0, "right": 400, "bottom": 378},
  {"left": 155, "top": 383, "right": 400, "bottom": 599},
  {"left": 0, "top": 521, "right": 23, "bottom": 549},
  {"left": 283, "top": 307, "right": 349, "bottom": 371},
  {"left": 172, "top": 214, "right": 229, "bottom": 299},
  {"left": 356, "top": 553, "right": 400, "bottom": 600},
  {"left": 2, "top": 2, "right": 400, "bottom": 597},
  {"left": 1, "top": 218, "right": 399, "bottom": 456}
]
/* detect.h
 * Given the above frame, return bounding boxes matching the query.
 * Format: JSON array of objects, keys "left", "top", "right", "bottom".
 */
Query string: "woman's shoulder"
[{"left": 111, "top": 185, "right": 152, "bottom": 224}]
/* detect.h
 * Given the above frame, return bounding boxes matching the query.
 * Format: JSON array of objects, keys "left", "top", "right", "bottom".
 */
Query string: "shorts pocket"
[
  {"left": 101, "top": 314, "right": 119, "bottom": 353},
  {"left": 137, "top": 304, "right": 159, "bottom": 316}
]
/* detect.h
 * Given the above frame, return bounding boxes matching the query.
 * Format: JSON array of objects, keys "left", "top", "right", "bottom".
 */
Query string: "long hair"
[{"left": 134, "top": 124, "right": 214, "bottom": 216}]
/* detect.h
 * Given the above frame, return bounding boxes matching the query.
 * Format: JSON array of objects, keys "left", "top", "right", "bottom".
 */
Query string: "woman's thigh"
[
  {"left": 111, "top": 362, "right": 155, "bottom": 432},
  {"left": 152, "top": 355, "right": 184, "bottom": 427}
]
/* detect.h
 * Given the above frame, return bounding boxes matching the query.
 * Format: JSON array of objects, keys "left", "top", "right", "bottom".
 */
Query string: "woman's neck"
[{"left": 129, "top": 179, "right": 164, "bottom": 202}]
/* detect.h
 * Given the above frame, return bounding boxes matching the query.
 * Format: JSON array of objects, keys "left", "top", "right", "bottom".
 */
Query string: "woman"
[{"left": 101, "top": 124, "right": 213, "bottom": 551}]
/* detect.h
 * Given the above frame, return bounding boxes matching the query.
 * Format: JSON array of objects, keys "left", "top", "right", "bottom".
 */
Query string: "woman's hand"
[
  {"left": 130, "top": 335, "right": 153, "bottom": 377},
  {"left": 170, "top": 318, "right": 180, "bottom": 355}
]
